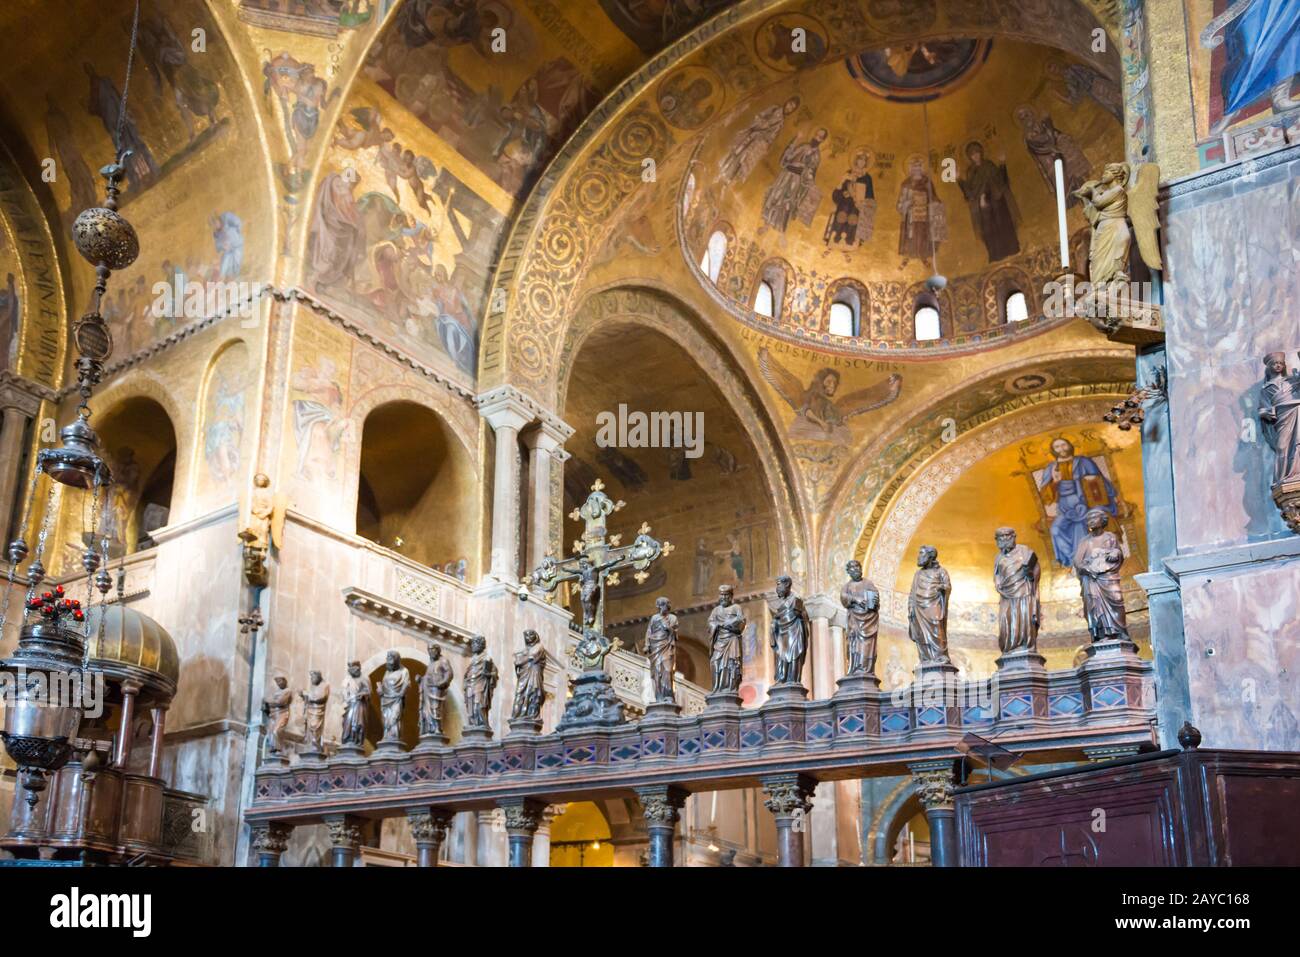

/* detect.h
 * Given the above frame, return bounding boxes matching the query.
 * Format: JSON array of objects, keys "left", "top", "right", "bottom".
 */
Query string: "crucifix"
[{"left": 530, "top": 479, "right": 673, "bottom": 644}]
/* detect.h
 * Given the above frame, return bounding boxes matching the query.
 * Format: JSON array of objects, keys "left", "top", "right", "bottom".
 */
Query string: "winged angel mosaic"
[{"left": 758, "top": 347, "right": 902, "bottom": 446}]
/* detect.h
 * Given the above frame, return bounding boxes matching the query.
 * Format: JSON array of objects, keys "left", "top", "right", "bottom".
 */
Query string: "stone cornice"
[
  {"left": 1162, "top": 536, "right": 1300, "bottom": 580},
  {"left": 1161, "top": 142, "right": 1300, "bottom": 201},
  {"left": 342, "top": 585, "right": 477, "bottom": 651},
  {"left": 149, "top": 503, "right": 240, "bottom": 545},
  {"left": 0, "top": 370, "right": 57, "bottom": 415},
  {"left": 474, "top": 384, "right": 569, "bottom": 434}
]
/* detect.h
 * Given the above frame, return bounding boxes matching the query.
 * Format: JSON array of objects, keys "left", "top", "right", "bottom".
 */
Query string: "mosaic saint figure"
[
  {"left": 464, "top": 635, "right": 498, "bottom": 729},
  {"left": 1201, "top": 0, "right": 1300, "bottom": 131},
  {"left": 645, "top": 597, "right": 679, "bottom": 703},
  {"left": 840, "top": 559, "right": 879, "bottom": 676},
  {"left": 419, "top": 644, "right": 454, "bottom": 737},
  {"left": 993, "top": 528, "right": 1041, "bottom": 654},
  {"left": 308, "top": 167, "right": 363, "bottom": 291},
  {"left": 261, "top": 674, "right": 293, "bottom": 756},
  {"left": 1015, "top": 106, "right": 1089, "bottom": 205},
  {"left": 707, "top": 584, "right": 746, "bottom": 694},
  {"left": 299, "top": 670, "right": 330, "bottom": 753},
  {"left": 1037, "top": 438, "right": 1118, "bottom": 568},
  {"left": 824, "top": 148, "right": 876, "bottom": 246},
  {"left": 511, "top": 630, "right": 547, "bottom": 720},
  {"left": 758, "top": 348, "right": 902, "bottom": 445},
  {"left": 761, "top": 128, "right": 827, "bottom": 232},
  {"left": 1072, "top": 509, "right": 1130, "bottom": 643},
  {"left": 340, "top": 661, "right": 369, "bottom": 748},
  {"left": 719, "top": 96, "right": 800, "bottom": 182},
  {"left": 907, "top": 546, "right": 951, "bottom": 663},
  {"left": 896, "top": 155, "right": 946, "bottom": 263},
  {"left": 1259, "top": 352, "right": 1300, "bottom": 486},
  {"left": 957, "top": 141, "right": 1020, "bottom": 262},
  {"left": 769, "top": 575, "right": 811, "bottom": 685},
  {"left": 378, "top": 651, "right": 410, "bottom": 744}
]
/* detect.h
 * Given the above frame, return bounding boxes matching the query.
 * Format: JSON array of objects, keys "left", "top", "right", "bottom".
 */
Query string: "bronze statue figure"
[
  {"left": 340, "top": 660, "right": 369, "bottom": 749},
  {"left": 644, "top": 596, "right": 678, "bottom": 703},
  {"left": 707, "top": 584, "right": 746, "bottom": 694},
  {"left": 1259, "top": 352, "right": 1300, "bottom": 487},
  {"left": 1073, "top": 508, "right": 1130, "bottom": 643},
  {"left": 419, "top": 644, "right": 454, "bottom": 737},
  {"left": 377, "top": 651, "right": 411, "bottom": 745},
  {"left": 261, "top": 674, "right": 293, "bottom": 757},
  {"left": 576, "top": 557, "right": 600, "bottom": 629},
  {"left": 299, "top": 670, "right": 329, "bottom": 755},
  {"left": 464, "top": 635, "right": 498, "bottom": 729},
  {"left": 769, "top": 575, "right": 810, "bottom": 686},
  {"left": 840, "top": 559, "right": 879, "bottom": 676},
  {"left": 511, "top": 630, "right": 547, "bottom": 720},
  {"left": 907, "top": 546, "right": 951, "bottom": 664},
  {"left": 993, "top": 528, "right": 1042, "bottom": 653}
]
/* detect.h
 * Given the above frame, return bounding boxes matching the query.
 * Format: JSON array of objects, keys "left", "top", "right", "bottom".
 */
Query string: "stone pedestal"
[
  {"left": 297, "top": 748, "right": 326, "bottom": 765},
  {"left": 994, "top": 648, "right": 1047, "bottom": 671},
  {"left": 704, "top": 690, "right": 742, "bottom": 713},
  {"left": 1085, "top": 637, "right": 1141, "bottom": 659},
  {"left": 834, "top": 672, "right": 880, "bottom": 695},
  {"left": 372, "top": 738, "right": 407, "bottom": 756},
  {"left": 914, "top": 659, "right": 960, "bottom": 681},
  {"left": 557, "top": 669, "right": 625, "bottom": 730},
  {"left": 336, "top": 742, "right": 366, "bottom": 759},
  {"left": 413, "top": 731, "right": 448, "bottom": 752},
  {"left": 460, "top": 725, "right": 494, "bottom": 742},
  {"left": 642, "top": 699, "right": 681, "bottom": 721},
  {"left": 507, "top": 715, "right": 544, "bottom": 736},
  {"left": 766, "top": 681, "right": 808, "bottom": 703}
]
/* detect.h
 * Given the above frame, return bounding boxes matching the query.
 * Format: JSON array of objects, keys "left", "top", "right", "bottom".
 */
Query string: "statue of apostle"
[
  {"left": 993, "top": 528, "right": 1041, "bottom": 653},
  {"left": 840, "top": 559, "right": 880, "bottom": 676},
  {"left": 377, "top": 651, "right": 410, "bottom": 744},
  {"left": 340, "top": 660, "right": 369, "bottom": 748},
  {"left": 463, "top": 635, "right": 498, "bottom": 729},
  {"left": 511, "top": 630, "right": 547, "bottom": 720},
  {"left": 1259, "top": 352, "right": 1300, "bottom": 488},
  {"left": 644, "top": 596, "right": 678, "bottom": 703},
  {"left": 907, "top": 546, "right": 951, "bottom": 663},
  {"left": 419, "top": 644, "right": 454, "bottom": 737},
  {"left": 707, "top": 584, "right": 746, "bottom": 694},
  {"left": 769, "top": 575, "right": 811, "bottom": 685},
  {"left": 1073, "top": 508, "right": 1130, "bottom": 643},
  {"left": 299, "top": 670, "right": 330, "bottom": 754},
  {"left": 261, "top": 673, "right": 293, "bottom": 757}
]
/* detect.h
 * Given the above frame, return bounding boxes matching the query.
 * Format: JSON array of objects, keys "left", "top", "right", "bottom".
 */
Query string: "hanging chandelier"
[{"left": 0, "top": 0, "right": 142, "bottom": 808}]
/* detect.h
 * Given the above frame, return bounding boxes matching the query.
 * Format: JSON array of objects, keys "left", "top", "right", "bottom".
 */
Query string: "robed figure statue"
[
  {"left": 907, "top": 546, "right": 951, "bottom": 663},
  {"left": 993, "top": 528, "right": 1041, "bottom": 653},
  {"left": 511, "top": 630, "right": 547, "bottom": 720},
  {"left": 644, "top": 596, "right": 679, "bottom": 703},
  {"left": 1073, "top": 508, "right": 1130, "bottom": 643},
  {"left": 1259, "top": 352, "right": 1300, "bottom": 487},
  {"left": 840, "top": 559, "right": 879, "bottom": 676},
  {"left": 769, "top": 575, "right": 811, "bottom": 685},
  {"left": 261, "top": 674, "right": 293, "bottom": 756},
  {"left": 419, "top": 644, "right": 454, "bottom": 737},
  {"left": 377, "top": 651, "right": 410, "bottom": 744},
  {"left": 299, "top": 670, "right": 330, "bottom": 754},
  {"left": 707, "top": 584, "right": 746, "bottom": 694},
  {"left": 340, "top": 660, "right": 369, "bottom": 748},
  {"left": 464, "top": 635, "right": 499, "bottom": 729}
]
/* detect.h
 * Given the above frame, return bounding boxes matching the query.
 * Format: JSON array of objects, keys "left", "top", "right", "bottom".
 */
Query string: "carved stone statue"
[
  {"left": 1259, "top": 352, "right": 1300, "bottom": 533},
  {"left": 511, "top": 630, "right": 547, "bottom": 720},
  {"left": 707, "top": 584, "right": 746, "bottom": 695},
  {"left": 644, "top": 596, "right": 678, "bottom": 703},
  {"left": 1073, "top": 161, "right": 1161, "bottom": 286},
  {"left": 419, "top": 644, "right": 454, "bottom": 739},
  {"left": 376, "top": 651, "right": 410, "bottom": 748},
  {"left": 340, "top": 660, "right": 369, "bottom": 751},
  {"left": 463, "top": 635, "right": 498, "bottom": 733},
  {"left": 840, "top": 559, "right": 879, "bottom": 677},
  {"left": 993, "top": 528, "right": 1042, "bottom": 654},
  {"left": 261, "top": 674, "right": 292, "bottom": 759},
  {"left": 299, "top": 670, "right": 329, "bottom": 755},
  {"left": 1073, "top": 508, "right": 1130, "bottom": 643},
  {"left": 769, "top": 575, "right": 810, "bottom": 687},
  {"left": 907, "top": 546, "right": 951, "bottom": 664},
  {"left": 238, "top": 472, "right": 282, "bottom": 586}
]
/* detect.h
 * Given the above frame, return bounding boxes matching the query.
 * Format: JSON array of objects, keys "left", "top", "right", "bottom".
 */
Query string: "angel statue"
[
  {"left": 758, "top": 347, "right": 902, "bottom": 445},
  {"left": 1072, "top": 162, "right": 1161, "bottom": 287}
]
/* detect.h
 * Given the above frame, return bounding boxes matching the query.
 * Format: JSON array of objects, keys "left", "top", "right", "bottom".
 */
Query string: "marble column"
[
  {"left": 805, "top": 595, "right": 842, "bottom": 865},
  {"left": 532, "top": 804, "right": 561, "bottom": 866},
  {"left": 325, "top": 814, "right": 363, "bottom": 868},
  {"left": 522, "top": 424, "right": 571, "bottom": 570},
  {"left": 762, "top": 773, "right": 816, "bottom": 867},
  {"left": 499, "top": 798, "right": 545, "bottom": 867},
  {"left": 477, "top": 391, "right": 534, "bottom": 582},
  {"left": 909, "top": 760, "right": 958, "bottom": 867},
  {"left": 147, "top": 706, "right": 168, "bottom": 778},
  {"left": 250, "top": 822, "right": 292, "bottom": 867},
  {"left": 115, "top": 679, "right": 143, "bottom": 768},
  {"left": 408, "top": 808, "right": 454, "bottom": 867},
  {"left": 637, "top": 785, "right": 688, "bottom": 867}
]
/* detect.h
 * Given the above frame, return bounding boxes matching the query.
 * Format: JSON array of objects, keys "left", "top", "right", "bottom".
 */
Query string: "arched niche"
[
  {"left": 92, "top": 396, "right": 179, "bottom": 559},
  {"left": 354, "top": 399, "right": 477, "bottom": 574}
]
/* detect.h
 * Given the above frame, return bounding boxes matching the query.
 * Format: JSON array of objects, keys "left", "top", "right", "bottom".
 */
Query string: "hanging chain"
[
  {"left": 0, "top": 468, "right": 41, "bottom": 633},
  {"left": 115, "top": 0, "right": 143, "bottom": 159},
  {"left": 82, "top": 481, "right": 101, "bottom": 670},
  {"left": 23, "top": 480, "right": 61, "bottom": 607}
]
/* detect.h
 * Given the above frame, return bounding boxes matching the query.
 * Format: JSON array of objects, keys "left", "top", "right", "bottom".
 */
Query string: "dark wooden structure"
[{"left": 954, "top": 744, "right": 1300, "bottom": 866}]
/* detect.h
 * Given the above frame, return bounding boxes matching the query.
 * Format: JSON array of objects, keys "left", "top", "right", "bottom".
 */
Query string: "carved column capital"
[
  {"left": 499, "top": 798, "right": 547, "bottom": 835},
  {"left": 408, "top": 808, "right": 455, "bottom": 844},
  {"left": 325, "top": 815, "right": 364, "bottom": 849},
  {"left": 761, "top": 773, "right": 816, "bottom": 818},
  {"left": 637, "top": 785, "right": 689, "bottom": 828},
  {"left": 909, "top": 760, "right": 957, "bottom": 812},
  {"left": 250, "top": 821, "right": 292, "bottom": 855}
]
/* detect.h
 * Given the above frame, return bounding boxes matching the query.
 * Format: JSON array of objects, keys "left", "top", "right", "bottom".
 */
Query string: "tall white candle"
[{"left": 1055, "top": 156, "right": 1070, "bottom": 270}]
